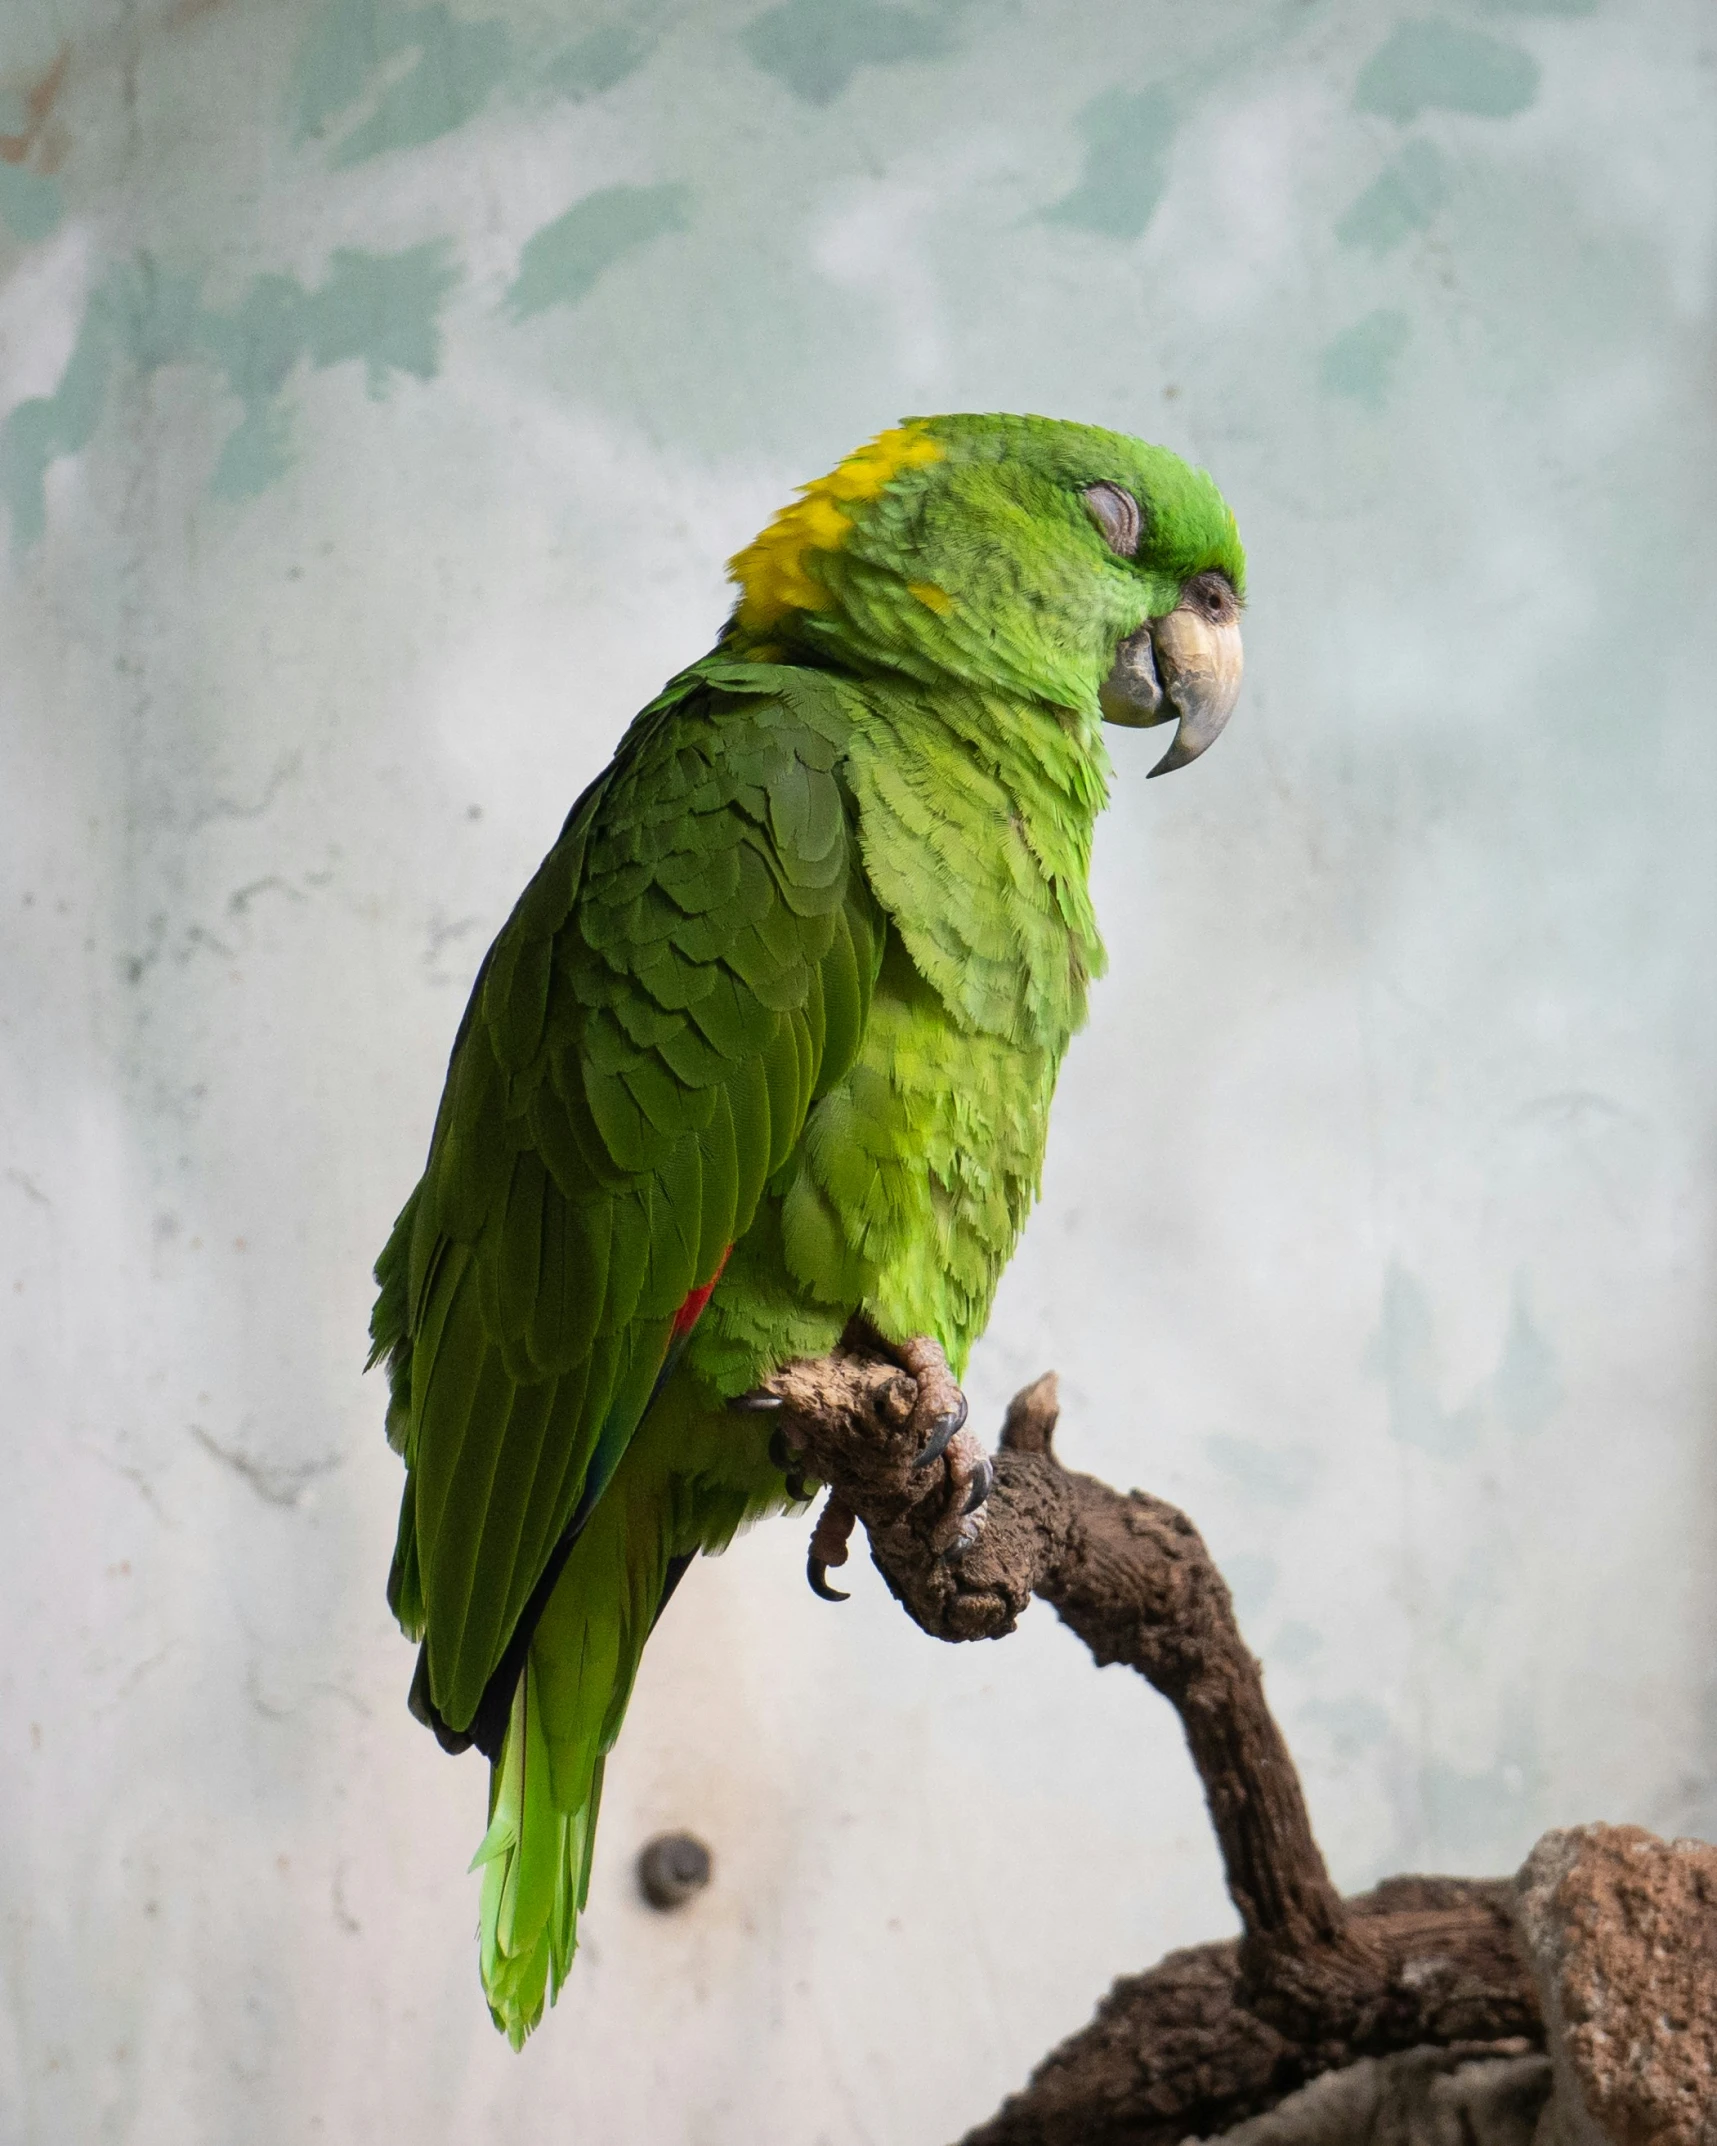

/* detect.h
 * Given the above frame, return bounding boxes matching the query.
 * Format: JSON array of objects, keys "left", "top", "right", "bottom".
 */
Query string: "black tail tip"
[{"left": 408, "top": 1646, "right": 483, "bottom": 1756}]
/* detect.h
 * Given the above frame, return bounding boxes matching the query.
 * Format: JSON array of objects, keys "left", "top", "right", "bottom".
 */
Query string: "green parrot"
[{"left": 370, "top": 413, "right": 1245, "bottom": 2043}]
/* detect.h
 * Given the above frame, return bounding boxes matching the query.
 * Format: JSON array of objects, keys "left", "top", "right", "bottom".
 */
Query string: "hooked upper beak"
[{"left": 1098, "top": 574, "right": 1244, "bottom": 777}]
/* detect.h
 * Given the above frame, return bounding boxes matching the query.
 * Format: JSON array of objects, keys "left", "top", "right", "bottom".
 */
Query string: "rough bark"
[{"left": 767, "top": 1344, "right": 1544, "bottom": 2143}]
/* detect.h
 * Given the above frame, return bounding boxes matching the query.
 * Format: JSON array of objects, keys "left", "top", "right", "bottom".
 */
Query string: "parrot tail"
[
  {"left": 466, "top": 1374, "right": 764, "bottom": 2044},
  {"left": 469, "top": 1660, "right": 601, "bottom": 2049},
  {"left": 468, "top": 1437, "right": 694, "bottom": 2045}
]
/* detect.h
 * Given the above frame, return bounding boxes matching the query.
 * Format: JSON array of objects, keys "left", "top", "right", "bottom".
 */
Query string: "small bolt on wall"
[{"left": 637, "top": 1832, "right": 713, "bottom": 1912}]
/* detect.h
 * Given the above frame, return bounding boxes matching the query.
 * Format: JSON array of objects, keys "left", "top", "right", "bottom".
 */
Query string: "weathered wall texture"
[{"left": 0, "top": 2, "right": 1712, "bottom": 2140}]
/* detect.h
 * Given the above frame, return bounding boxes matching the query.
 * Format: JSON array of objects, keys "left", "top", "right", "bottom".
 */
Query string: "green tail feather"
[
  {"left": 471, "top": 1661, "right": 604, "bottom": 2048},
  {"left": 466, "top": 1421, "right": 671, "bottom": 2046},
  {"left": 467, "top": 1376, "right": 782, "bottom": 2044}
]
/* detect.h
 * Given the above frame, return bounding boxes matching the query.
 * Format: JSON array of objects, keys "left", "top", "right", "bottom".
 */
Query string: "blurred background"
[{"left": 1, "top": 1, "right": 1713, "bottom": 2139}]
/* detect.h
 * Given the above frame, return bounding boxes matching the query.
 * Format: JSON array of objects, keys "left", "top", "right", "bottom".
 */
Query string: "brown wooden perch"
[{"left": 763, "top": 1336, "right": 1543, "bottom": 2144}]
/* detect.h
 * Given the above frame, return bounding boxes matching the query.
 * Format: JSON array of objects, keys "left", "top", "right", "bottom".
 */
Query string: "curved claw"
[
  {"left": 910, "top": 1393, "right": 969, "bottom": 1471},
  {"left": 783, "top": 1472, "right": 812, "bottom": 1504},
  {"left": 807, "top": 1555, "right": 850, "bottom": 1603},
  {"left": 729, "top": 1390, "right": 784, "bottom": 1413},
  {"left": 961, "top": 1455, "right": 995, "bottom": 1516}
]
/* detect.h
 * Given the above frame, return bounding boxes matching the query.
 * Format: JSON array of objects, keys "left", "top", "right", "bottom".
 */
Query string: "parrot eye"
[
  {"left": 1181, "top": 569, "right": 1241, "bottom": 623},
  {"left": 1083, "top": 482, "right": 1142, "bottom": 558}
]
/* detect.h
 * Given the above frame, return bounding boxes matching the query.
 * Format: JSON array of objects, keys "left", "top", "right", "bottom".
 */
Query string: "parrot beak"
[
  {"left": 1145, "top": 599, "right": 1244, "bottom": 777},
  {"left": 1098, "top": 573, "right": 1244, "bottom": 778}
]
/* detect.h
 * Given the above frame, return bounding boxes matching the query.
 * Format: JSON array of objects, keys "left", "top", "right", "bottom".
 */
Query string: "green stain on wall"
[
  {"left": 213, "top": 404, "right": 297, "bottom": 500},
  {"left": 1204, "top": 1434, "right": 1320, "bottom": 1507},
  {"left": 1271, "top": 1622, "right": 1323, "bottom": 1668},
  {"left": 291, "top": 0, "right": 512, "bottom": 165},
  {"left": 308, "top": 245, "right": 460, "bottom": 387},
  {"left": 1363, "top": 1262, "right": 1560, "bottom": 1453},
  {"left": 1491, "top": 1286, "right": 1559, "bottom": 1440},
  {"left": 547, "top": 24, "right": 653, "bottom": 101},
  {"left": 1354, "top": 20, "right": 1539, "bottom": 122},
  {"left": 0, "top": 162, "right": 62, "bottom": 242},
  {"left": 1320, "top": 308, "right": 1412, "bottom": 411},
  {"left": 507, "top": 184, "right": 691, "bottom": 320},
  {"left": 740, "top": 0, "right": 955, "bottom": 107},
  {"left": 0, "top": 292, "right": 114, "bottom": 547},
  {"left": 1299, "top": 1694, "right": 1392, "bottom": 1758},
  {"left": 0, "top": 242, "right": 460, "bottom": 545},
  {"left": 1420, "top": 1725, "right": 1545, "bottom": 1862},
  {"left": 1221, "top": 1554, "right": 1278, "bottom": 1622},
  {"left": 1043, "top": 85, "right": 1178, "bottom": 242},
  {"left": 1336, "top": 140, "right": 1446, "bottom": 254},
  {"left": 1364, "top": 1260, "right": 1479, "bottom": 1452},
  {"left": 200, "top": 273, "right": 307, "bottom": 415},
  {"left": 0, "top": 86, "right": 62, "bottom": 238}
]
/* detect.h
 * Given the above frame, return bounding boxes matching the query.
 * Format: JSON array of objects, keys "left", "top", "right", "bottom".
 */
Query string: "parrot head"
[{"left": 725, "top": 412, "right": 1245, "bottom": 776}]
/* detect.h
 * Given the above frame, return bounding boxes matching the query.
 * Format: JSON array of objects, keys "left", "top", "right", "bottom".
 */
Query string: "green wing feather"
[{"left": 370, "top": 660, "right": 881, "bottom": 1736}]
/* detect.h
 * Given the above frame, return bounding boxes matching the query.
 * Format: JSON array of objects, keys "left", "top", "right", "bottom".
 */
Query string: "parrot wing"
[{"left": 371, "top": 660, "right": 880, "bottom": 1736}]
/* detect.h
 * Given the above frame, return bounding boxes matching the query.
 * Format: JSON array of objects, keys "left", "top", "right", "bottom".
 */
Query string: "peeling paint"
[
  {"left": 1271, "top": 1622, "right": 1324, "bottom": 1668},
  {"left": 0, "top": 242, "right": 459, "bottom": 543},
  {"left": 303, "top": 244, "right": 460, "bottom": 389},
  {"left": 1366, "top": 1262, "right": 1481, "bottom": 1454},
  {"left": 1421, "top": 1718, "right": 1545, "bottom": 1861},
  {"left": 506, "top": 184, "right": 690, "bottom": 320},
  {"left": 1205, "top": 1433, "right": 1320, "bottom": 1507},
  {"left": 1221, "top": 1552, "right": 1279, "bottom": 1622},
  {"left": 0, "top": 283, "right": 110, "bottom": 545},
  {"left": 1319, "top": 307, "right": 1411, "bottom": 411},
  {"left": 1043, "top": 86, "right": 1177, "bottom": 242},
  {"left": 1300, "top": 1694, "right": 1391, "bottom": 1758},
  {"left": 1365, "top": 1265, "right": 1562, "bottom": 1455},
  {"left": 0, "top": 44, "right": 68, "bottom": 164},
  {"left": 0, "top": 44, "right": 68, "bottom": 241},
  {"left": 546, "top": 23, "right": 653, "bottom": 101},
  {"left": 290, "top": 0, "right": 512, "bottom": 165},
  {"left": 290, "top": 2, "right": 653, "bottom": 162},
  {"left": 1354, "top": 20, "right": 1540, "bottom": 123},
  {"left": 0, "top": 164, "right": 61, "bottom": 242},
  {"left": 1492, "top": 1288, "right": 1560, "bottom": 1440},
  {"left": 1336, "top": 140, "right": 1446, "bottom": 254},
  {"left": 740, "top": 0, "right": 956, "bottom": 107}
]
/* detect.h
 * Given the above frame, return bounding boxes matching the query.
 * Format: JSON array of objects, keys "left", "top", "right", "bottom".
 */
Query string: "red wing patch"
[{"left": 671, "top": 1245, "right": 732, "bottom": 1338}]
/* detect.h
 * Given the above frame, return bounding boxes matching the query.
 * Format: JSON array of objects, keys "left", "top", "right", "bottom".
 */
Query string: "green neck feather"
[{"left": 838, "top": 674, "right": 1108, "bottom": 1050}]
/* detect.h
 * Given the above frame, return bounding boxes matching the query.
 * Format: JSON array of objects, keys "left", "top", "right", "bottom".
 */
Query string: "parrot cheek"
[
  {"left": 1144, "top": 605, "right": 1244, "bottom": 778},
  {"left": 1097, "top": 622, "right": 1172, "bottom": 728}
]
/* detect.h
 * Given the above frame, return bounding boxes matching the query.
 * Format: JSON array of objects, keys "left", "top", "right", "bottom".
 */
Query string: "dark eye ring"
[
  {"left": 1083, "top": 482, "right": 1141, "bottom": 558},
  {"left": 1182, "top": 568, "right": 1239, "bottom": 622}
]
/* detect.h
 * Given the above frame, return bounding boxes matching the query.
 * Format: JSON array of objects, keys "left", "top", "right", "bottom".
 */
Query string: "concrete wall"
[{"left": 2, "top": 2, "right": 1712, "bottom": 2139}]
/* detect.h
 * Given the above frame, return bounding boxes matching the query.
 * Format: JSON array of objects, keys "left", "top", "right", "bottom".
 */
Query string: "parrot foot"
[
  {"left": 807, "top": 1495, "right": 856, "bottom": 1601},
  {"left": 763, "top": 1420, "right": 819, "bottom": 1504},
  {"left": 899, "top": 1335, "right": 967, "bottom": 1470},
  {"left": 930, "top": 1425, "right": 991, "bottom": 1556},
  {"left": 736, "top": 1332, "right": 994, "bottom": 1566},
  {"left": 894, "top": 1336, "right": 990, "bottom": 1555}
]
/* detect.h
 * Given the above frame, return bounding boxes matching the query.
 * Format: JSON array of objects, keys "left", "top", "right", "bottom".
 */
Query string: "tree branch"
[{"left": 767, "top": 1346, "right": 1543, "bottom": 2142}]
